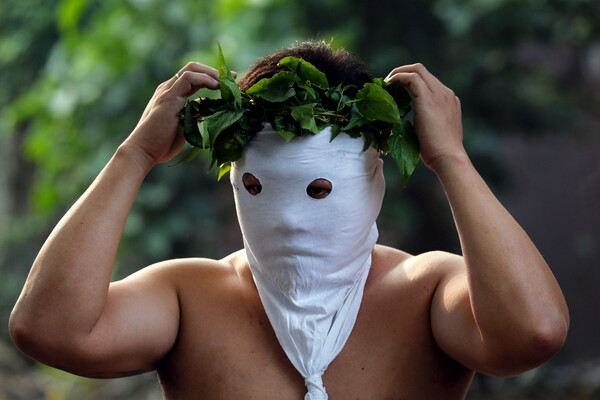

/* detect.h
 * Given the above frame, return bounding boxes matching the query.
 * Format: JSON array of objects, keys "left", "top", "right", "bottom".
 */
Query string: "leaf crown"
[{"left": 179, "top": 45, "right": 420, "bottom": 185}]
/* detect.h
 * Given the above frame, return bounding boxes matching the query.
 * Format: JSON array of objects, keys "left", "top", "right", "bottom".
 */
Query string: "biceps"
[
  {"left": 68, "top": 275, "right": 180, "bottom": 377},
  {"left": 430, "top": 272, "right": 490, "bottom": 372}
]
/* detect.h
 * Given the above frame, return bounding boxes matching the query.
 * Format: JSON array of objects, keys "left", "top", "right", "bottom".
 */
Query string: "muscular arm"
[
  {"left": 9, "top": 63, "right": 220, "bottom": 377},
  {"left": 386, "top": 64, "right": 569, "bottom": 376},
  {"left": 429, "top": 150, "right": 568, "bottom": 376}
]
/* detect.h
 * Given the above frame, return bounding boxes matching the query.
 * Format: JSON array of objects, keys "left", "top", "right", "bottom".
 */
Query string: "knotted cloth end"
[{"left": 304, "top": 374, "right": 327, "bottom": 400}]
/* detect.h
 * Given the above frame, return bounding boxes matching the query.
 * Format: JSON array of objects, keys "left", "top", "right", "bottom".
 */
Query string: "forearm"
[
  {"left": 10, "top": 143, "right": 154, "bottom": 343},
  {"left": 432, "top": 152, "right": 569, "bottom": 350}
]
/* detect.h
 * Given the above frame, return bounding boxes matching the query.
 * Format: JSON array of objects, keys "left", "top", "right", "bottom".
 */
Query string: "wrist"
[
  {"left": 427, "top": 150, "right": 472, "bottom": 177},
  {"left": 114, "top": 141, "right": 157, "bottom": 176}
]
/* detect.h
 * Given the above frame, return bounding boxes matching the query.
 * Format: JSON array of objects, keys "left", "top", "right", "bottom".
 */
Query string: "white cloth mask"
[{"left": 231, "top": 126, "right": 385, "bottom": 399}]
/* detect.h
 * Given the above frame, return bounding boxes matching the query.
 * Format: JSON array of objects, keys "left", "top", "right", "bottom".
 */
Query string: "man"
[{"left": 9, "top": 42, "right": 568, "bottom": 399}]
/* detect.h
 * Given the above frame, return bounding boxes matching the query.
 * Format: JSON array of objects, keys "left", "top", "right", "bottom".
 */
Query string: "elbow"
[
  {"left": 8, "top": 308, "right": 44, "bottom": 359},
  {"left": 512, "top": 314, "right": 570, "bottom": 374},
  {"left": 529, "top": 316, "right": 569, "bottom": 362},
  {"left": 9, "top": 306, "right": 26, "bottom": 347},
  {"left": 9, "top": 306, "right": 74, "bottom": 365},
  {"left": 488, "top": 316, "right": 569, "bottom": 378},
  {"left": 9, "top": 306, "right": 105, "bottom": 376},
  {"left": 528, "top": 299, "right": 570, "bottom": 361},
  {"left": 8, "top": 311, "right": 37, "bottom": 361}
]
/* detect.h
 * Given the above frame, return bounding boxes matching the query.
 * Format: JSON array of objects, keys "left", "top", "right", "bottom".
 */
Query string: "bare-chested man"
[{"left": 9, "top": 42, "right": 569, "bottom": 399}]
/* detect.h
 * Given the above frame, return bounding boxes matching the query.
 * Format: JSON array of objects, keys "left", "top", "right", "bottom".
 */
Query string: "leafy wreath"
[{"left": 179, "top": 45, "right": 420, "bottom": 185}]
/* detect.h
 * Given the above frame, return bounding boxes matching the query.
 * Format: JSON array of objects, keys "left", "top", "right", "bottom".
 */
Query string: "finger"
[
  {"left": 162, "top": 62, "right": 220, "bottom": 92},
  {"left": 384, "top": 72, "right": 431, "bottom": 98},
  {"left": 177, "top": 62, "right": 219, "bottom": 82},
  {"left": 169, "top": 71, "right": 220, "bottom": 98},
  {"left": 385, "top": 63, "right": 445, "bottom": 92}
]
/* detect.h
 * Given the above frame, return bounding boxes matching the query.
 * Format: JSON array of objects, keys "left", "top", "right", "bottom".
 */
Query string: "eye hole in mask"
[
  {"left": 242, "top": 172, "right": 262, "bottom": 196},
  {"left": 307, "top": 178, "right": 332, "bottom": 199}
]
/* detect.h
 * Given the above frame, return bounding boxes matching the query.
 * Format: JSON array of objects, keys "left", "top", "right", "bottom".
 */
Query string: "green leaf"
[
  {"left": 246, "top": 71, "right": 297, "bottom": 102},
  {"left": 195, "top": 97, "right": 225, "bottom": 115},
  {"left": 330, "top": 124, "right": 342, "bottom": 141},
  {"left": 236, "top": 114, "right": 263, "bottom": 140},
  {"left": 278, "top": 56, "right": 329, "bottom": 88},
  {"left": 371, "top": 78, "right": 384, "bottom": 87},
  {"left": 183, "top": 101, "right": 203, "bottom": 147},
  {"left": 362, "top": 130, "right": 375, "bottom": 151},
  {"left": 213, "top": 127, "right": 245, "bottom": 166},
  {"left": 220, "top": 78, "right": 242, "bottom": 109},
  {"left": 290, "top": 103, "right": 319, "bottom": 133},
  {"left": 377, "top": 79, "right": 411, "bottom": 111},
  {"left": 217, "top": 43, "right": 242, "bottom": 109},
  {"left": 389, "top": 121, "right": 420, "bottom": 186},
  {"left": 277, "top": 130, "right": 297, "bottom": 142},
  {"left": 170, "top": 146, "right": 202, "bottom": 166},
  {"left": 204, "top": 109, "right": 246, "bottom": 145},
  {"left": 217, "top": 163, "right": 232, "bottom": 180},
  {"left": 342, "top": 103, "right": 371, "bottom": 131},
  {"left": 217, "top": 42, "right": 235, "bottom": 81},
  {"left": 272, "top": 114, "right": 300, "bottom": 137},
  {"left": 199, "top": 121, "right": 210, "bottom": 147},
  {"left": 296, "top": 82, "right": 317, "bottom": 101},
  {"left": 355, "top": 83, "right": 402, "bottom": 124}
]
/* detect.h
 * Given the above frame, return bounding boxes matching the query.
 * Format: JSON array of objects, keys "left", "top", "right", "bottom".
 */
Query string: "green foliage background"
[{"left": 1, "top": 0, "right": 599, "bottom": 398}]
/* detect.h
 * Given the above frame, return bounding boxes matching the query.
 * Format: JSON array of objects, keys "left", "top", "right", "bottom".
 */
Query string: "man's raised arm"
[
  {"left": 9, "top": 63, "right": 220, "bottom": 377},
  {"left": 386, "top": 64, "right": 569, "bottom": 376}
]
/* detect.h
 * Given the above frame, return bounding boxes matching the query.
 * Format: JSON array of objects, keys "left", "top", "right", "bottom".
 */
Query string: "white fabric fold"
[
  {"left": 231, "top": 126, "right": 385, "bottom": 399},
  {"left": 305, "top": 374, "right": 327, "bottom": 399}
]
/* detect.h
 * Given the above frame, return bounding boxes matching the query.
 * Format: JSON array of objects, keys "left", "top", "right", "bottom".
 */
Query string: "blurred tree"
[{"left": 0, "top": 0, "right": 62, "bottom": 351}]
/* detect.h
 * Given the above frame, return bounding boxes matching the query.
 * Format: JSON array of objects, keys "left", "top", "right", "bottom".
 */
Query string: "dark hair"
[{"left": 238, "top": 41, "right": 372, "bottom": 94}]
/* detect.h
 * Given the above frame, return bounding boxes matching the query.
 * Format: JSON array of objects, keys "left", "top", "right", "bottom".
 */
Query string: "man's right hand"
[{"left": 123, "top": 62, "right": 219, "bottom": 169}]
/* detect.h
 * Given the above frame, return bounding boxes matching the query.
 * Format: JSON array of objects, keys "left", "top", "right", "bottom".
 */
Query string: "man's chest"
[{"left": 157, "top": 272, "right": 473, "bottom": 399}]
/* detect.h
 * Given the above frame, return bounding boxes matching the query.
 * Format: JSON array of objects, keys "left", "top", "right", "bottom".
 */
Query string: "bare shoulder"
[
  {"left": 121, "top": 250, "right": 246, "bottom": 288},
  {"left": 371, "top": 245, "right": 465, "bottom": 285},
  {"left": 123, "top": 249, "right": 256, "bottom": 324},
  {"left": 108, "top": 251, "right": 250, "bottom": 327}
]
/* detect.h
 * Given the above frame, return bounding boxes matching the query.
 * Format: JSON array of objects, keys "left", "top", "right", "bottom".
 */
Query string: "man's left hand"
[{"left": 385, "top": 64, "right": 465, "bottom": 171}]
